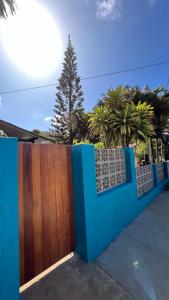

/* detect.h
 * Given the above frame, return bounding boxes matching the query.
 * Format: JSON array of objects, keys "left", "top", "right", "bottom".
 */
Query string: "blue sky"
[{"left": 0, "top": 0, "right": 169, "bottom": 131}]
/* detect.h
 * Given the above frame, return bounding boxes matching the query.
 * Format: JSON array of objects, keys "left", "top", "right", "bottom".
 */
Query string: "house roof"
[{"left": 0, "top": 119, "right": 55, "bottom": 143}]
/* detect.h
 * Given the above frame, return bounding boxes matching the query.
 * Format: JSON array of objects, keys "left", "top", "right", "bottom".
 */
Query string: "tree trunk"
[
  {"left": 150, "top": 138, "right": 155, "bottom": 163},
  {"left": 161, "top": 139, "right": 164, "bottom": 161},
  {"left": 156, "top": 138, "right": 159, "bottom": 162},
  {"left": 148, "top": 140, "right": 153, "bottom": 163}
]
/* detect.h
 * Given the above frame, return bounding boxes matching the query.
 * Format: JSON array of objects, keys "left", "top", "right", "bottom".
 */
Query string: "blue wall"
[
  {"left": 0, "top": 138, "right": 19, "bottom": 300},
  {"left": 72, "top": 145, "right": 169, "bottom": 262}
]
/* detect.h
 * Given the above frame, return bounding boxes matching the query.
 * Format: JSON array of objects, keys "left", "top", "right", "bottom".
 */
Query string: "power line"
[
  {"left": 81, "top": 60, "right": 169, "bottom": 80},
  {"left": 0, "top": 83, "right": 57, "bottom": 95},
  {"left": 1, "top": 60, "right": 169, "bottom": 96}
]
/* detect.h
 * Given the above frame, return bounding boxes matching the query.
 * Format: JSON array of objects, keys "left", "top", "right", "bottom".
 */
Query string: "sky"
[{"left": 0, "top": 0, "right": 169, "bottom": 131}]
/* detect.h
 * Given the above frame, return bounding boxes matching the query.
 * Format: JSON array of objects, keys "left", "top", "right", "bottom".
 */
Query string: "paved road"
[{"left": 21, "top": 192, "right": 169, "bottom": 300}]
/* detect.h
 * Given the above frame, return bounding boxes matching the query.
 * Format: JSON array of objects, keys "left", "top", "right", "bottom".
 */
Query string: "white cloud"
[
  {"left": 96, "top": 0, "right": 156, "bottom": 21},
  {"left": 44, "top": 116, "right": 52, "bottom": 122},
  {"left": 0, "top": 96, "right": 2, "bottom": 107},
  {"left": 96, "top": 0, "right": 122, "bottom": 21}
]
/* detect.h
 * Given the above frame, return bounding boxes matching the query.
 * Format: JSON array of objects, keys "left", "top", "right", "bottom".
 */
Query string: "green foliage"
[
  {"left": 73, "top": 139, "right": 105, "bottom": 149},
  {"left": 94, "top": 142, "right": 105, "bottom": 149},
  {"left": 131, "top": 102, "right": 155, "bottom": 142},
  {"left": 71, "top": 110, "right": 89, "bottom": 142},
  {"left": 0, "top": 0, "right": 16, "bottom": 18},
  {"left": 47, "top": 81, "right": 169, "bottom": 156},
  {"left": 136, "top": 141, "right": 147, "bottom": 156},
  {"left": 103, "top": 85, "right": 130, "bottom": 108},
  {"left": 89, "top": 106, "right": 114, "bottom": 148},
  {"left": 111, "top": 101, "right": 154, "bottom": 147},
  {"left": 89, "top": 92, "right": 155, "bottom": 148},
  {"left": 135, "top": 141, "right": 147, "bottom": 162},
  {"left": 110, "top": 103, "right": 135, "bottom": 147},
  {"left": 51, "top": 35, "right": 84, "bottom": 144},
  {"left": 32, "top": 129, "right": 40, "bottom": 135},
  {"left": 73, "top": 139, "right": 90, "bottom": 145},
  {"left": 124, "top": 85, "right": 169, "bottom": 161}
]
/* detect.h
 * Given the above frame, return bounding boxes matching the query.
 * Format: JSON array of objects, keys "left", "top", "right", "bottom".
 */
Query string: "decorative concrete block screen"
[
  {"left": 95, "top": 148, "right": 126, "bottom": 193},
  {"left": 156, "top": 163, "right": 164, "bottom": 182},
  {"left": 136, "top": 165, "right": 154, "bottom": 197}
]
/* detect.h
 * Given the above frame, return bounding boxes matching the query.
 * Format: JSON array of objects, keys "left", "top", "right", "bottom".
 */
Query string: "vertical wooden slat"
[
  {"left": 49, "top": 146, "right": 58, "bottom": 265},
  {"left": 19, "top": 143, "right": 74, "bottom": 285},
  {"left": 23, "top": 143, "right": 35, "bottom": 284},
  {"left": 18, "top": 144, "right": 25, "bottom": 284},
  {"left": 32, "top": 144, "right": 42, "bottom": 275},
  {"left": 66, "top": 146, "right": 75, "bottom": 252},
  {"left": 40, "top": 145, "right": 51, "bottom": 270}
]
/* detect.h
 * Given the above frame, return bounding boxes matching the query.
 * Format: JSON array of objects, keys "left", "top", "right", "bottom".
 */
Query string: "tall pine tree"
[{"left": 51, "top": 35, "right": 84, "bottom": 144}]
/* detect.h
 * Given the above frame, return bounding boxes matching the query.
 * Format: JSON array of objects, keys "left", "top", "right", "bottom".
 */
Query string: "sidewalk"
[
  {"left": 21, "top": 254, "right": 132, "bottom": 300},
  {"left": 97, "top": 192, "right": 169, "bottom": 300}
]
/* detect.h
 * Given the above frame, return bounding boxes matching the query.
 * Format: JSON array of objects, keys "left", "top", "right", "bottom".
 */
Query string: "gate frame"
[{"left": 0, "top": 138, "right": 19, "bottom": 300}]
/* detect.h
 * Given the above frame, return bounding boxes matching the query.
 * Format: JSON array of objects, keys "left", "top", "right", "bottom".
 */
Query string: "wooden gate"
[{"left": 19, "top": 143, "right": 74, "bottom": 285}]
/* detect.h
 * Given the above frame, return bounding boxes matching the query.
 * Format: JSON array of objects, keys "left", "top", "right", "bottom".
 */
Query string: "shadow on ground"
[{"left": 21, "top": 254, "right": 132, "bottom": 300}]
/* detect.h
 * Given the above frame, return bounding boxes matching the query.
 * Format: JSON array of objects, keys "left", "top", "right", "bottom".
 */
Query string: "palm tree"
[
  {"left": 0, "top": 0, "right": 16, "bottom": 19},
  {"left": 128, "top": 85, "right": 169, "bottom": 161},
  {"left": 89, "top": 106, "right": 113, "bottom": 148},
  {"left": 132, "top": 102, "right": 154, "bottom": 144},
  {"left": 103, "top": 85, "right": 130, "bottom": 109},
  {"left": 110, "top": 102, "right": 155, "bottom": 147},
  {"left": 110, "top": 103, "right": 135, "bottom": 147}
]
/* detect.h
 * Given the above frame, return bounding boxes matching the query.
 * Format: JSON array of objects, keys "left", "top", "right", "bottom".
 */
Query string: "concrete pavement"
[
  {"left": 21, "top": 254, "right": 133, "bottom": 300},
  {"left": 97, "top": 192, "right": 169, "bottom": 300}
]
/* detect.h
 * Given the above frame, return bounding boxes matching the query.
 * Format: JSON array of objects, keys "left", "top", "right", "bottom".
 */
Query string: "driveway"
[{"left": 21, "top": 192, "right": 169, "bottom": 300}]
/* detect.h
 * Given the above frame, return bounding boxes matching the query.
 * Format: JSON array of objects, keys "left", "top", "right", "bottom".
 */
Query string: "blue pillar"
[
  {"left": 0, "top": 138, "right": 19, "bottom": 300},
  {"left": 71, "top": 145, "right": 97, "bottom": 262},
  {"left": 152, "top": 164, "right": 158, "bottom": 186},
  {"left": 124, "top": 147, "right": 137, "bottom": 187},
  {"left": 163, "top": 162, "right": 168, "bottom": 179}
]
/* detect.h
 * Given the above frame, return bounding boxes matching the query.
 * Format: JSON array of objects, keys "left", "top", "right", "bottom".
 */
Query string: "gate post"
[
  {"left": 71, "top": 145, "right": 97, "bottom": 262},
  {"left": 0, "top": 138, "right": 19, "bottom": 300}
]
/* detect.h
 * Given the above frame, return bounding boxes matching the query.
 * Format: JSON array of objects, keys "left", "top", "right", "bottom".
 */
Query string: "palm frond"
[{"left": 0, "top": 0, "right": 16, "bottom": 19}]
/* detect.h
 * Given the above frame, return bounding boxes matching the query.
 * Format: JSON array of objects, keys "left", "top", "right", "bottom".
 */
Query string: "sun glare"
[{"left": 0, "top": 0, "right": 62, "bottom": 77}]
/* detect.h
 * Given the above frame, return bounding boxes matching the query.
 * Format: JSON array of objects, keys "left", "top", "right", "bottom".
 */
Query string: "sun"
[{"left": 0, "top": 0, "right": 62, "bottom": 77}]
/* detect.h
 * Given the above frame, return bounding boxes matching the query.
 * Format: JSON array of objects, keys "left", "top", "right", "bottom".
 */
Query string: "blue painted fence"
[
  {"left": 0, "top": 140, "right": 168, "bottom": 300},
  {"left": 0, "top": 138, "right": 19, "bottom": 300},
  {"left": 72, "top": 145, "right": 169, "bottom": 262}
]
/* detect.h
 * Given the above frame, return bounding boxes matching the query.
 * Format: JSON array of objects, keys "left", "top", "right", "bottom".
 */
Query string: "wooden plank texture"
[{"left": 19, "top": 143, "right": 74, "bottom": 285}]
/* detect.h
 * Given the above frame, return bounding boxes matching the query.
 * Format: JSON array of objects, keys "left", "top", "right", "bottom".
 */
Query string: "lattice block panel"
[
  {"left": 95, "top": 149, "right": 126, "bottom": 193},
  {"left": 136, "top": 165, "right": 154, "bottom": 198}
]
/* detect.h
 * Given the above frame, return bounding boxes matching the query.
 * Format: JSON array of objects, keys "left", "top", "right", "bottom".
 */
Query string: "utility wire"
[
  {"left": 0, "top": 83, "right": 57, "bottom": 95},
  {"left": 81, "top": 60, "right": 169, "bottom": 80},
  {"left": 1, "top": 60, "right": 169, "bottom": 96}
]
